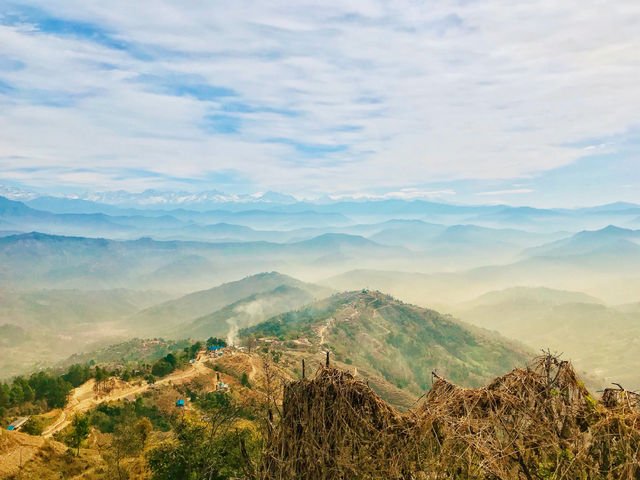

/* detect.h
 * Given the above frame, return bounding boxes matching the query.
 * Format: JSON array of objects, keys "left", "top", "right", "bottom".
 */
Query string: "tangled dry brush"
[{"left": 261, "top": 355, "right": 640, "bottom": 479}]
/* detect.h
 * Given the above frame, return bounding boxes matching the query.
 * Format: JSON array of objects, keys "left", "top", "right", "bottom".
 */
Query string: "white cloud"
[
  {"left": 1, "top": 1, "right": 640, "bottom": 195},
  {"left": 478, "top": 189, "right": 535, "bottom": 196}
]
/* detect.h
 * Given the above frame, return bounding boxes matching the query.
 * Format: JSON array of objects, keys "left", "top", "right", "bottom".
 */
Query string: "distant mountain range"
[
  {"left": 523, "top": 225, "right": 640, "bottom": 257},
  {"left": 3, "top": 221, "right": 637, "bottom": 301},
  {"left": 323, "top": 226, "right": 640, "bottom": 305},
  {"left": 3, "top": 187, "right": 640, "bottom": 229},
  {"left": 0, "top": 231, "right": 417, "bottom": 291},
  {"left": 6, "top": 193, "right": 640, "bottom": 280},
  {"left": 0, "top": 185, "right": 299, "bottom": 207}
]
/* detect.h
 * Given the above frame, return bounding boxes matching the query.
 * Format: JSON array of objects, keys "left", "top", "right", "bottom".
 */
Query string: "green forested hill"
[{"left": 244, "top": 290, "right": 531, "bottom": 395}]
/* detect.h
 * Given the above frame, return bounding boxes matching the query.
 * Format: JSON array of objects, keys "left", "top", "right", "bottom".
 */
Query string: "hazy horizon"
[{"left": 3, "top": 182, "right": 640, "bottom": 210}]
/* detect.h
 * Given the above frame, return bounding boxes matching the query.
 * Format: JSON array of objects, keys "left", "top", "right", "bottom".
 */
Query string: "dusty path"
[
  {"left": 247, "top": 355, "right": 261, "bottom": 381},
  {"left": 43, "top": 353, "right": 209, "bottom": 438},
  {"left": 317, "top": 317, "right": 334, "bottom": 345}
]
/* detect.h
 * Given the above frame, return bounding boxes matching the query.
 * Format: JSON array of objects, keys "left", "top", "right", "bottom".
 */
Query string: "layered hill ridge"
[
  {"left": 243, "top": 290, "right": 531, "bottom": 396},
  {"left": 173, "top": 284, "right": 321, "bottom": 341},
  {"left": 459, "top": 286, "right": 603, "bottom": 308},
  {"left": 130, "top": 272, "right": 333, "bottom": 335},
  {"left": 0, "top": 231, "right": 414, "bottom": 291},
  {"left": 0, "top": 272, "right": 330, "bottom": 379},
  {"left": 523, "top": 225, "right": 640, "bottom": 258},
  {"left": 453, "top": 286, "right": 640, "bottom": 388}
]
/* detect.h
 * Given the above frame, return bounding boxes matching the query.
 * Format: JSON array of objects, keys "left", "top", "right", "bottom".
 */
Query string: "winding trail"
[
  {"left": 317, "top": 317, "right": 334, "bottom": 345},
  {"left": 42, "top": 353, "right": 209, "bottom": 438}
]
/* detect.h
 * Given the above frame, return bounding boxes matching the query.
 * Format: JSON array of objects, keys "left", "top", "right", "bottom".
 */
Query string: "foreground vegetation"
[
  {"left": 4, "top": 340, "right": 640, "bottom": 479},
  {"left": 264, "top": 355, "right": 640, "bottom": 479}
]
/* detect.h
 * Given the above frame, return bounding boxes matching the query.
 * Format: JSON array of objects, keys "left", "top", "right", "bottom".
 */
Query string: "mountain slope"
[
  {"left": 0, "top": 196, "right": 135, "bottom": 237},
  {"left": 130, "top": 272, "right": 333, "bottom": 334},
  {"left": 0, "top": 287, "right": 170, "bottom": 379},
  {"left": 175, "top": 285, "right": 319, "bottom": 341},
  {"left": 0, "top": 288, "right": 168, "bottom": 330},
  {"left": 452, "top": 286, "right": 640, "bottom": 388},
  {"left": 243, "top": 290, "right": 531, "bottom": 397},
  {"left": 523, "top": 225, "right": 640, "bottom": 258},
  {"left": 459, "top": 286, "right": 603, "bottom": 309}
]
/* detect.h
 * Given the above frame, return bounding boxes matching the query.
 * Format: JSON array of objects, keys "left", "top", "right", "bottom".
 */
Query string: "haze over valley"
[{"left": 2, "top": 189, "right": 640, "bottom": 392}]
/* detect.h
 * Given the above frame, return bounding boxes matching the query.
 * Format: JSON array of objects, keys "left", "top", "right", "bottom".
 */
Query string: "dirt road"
[
  {"left": 317, "top": 317, "right": 334, "bottom": 345},
  {"left": 42, "top": 353, "right": 210, "bottom": 438}
]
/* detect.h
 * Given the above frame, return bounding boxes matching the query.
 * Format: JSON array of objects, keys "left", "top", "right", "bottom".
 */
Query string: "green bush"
[{"left": 22, "top": 416, "right": 44, "bottom": 435}]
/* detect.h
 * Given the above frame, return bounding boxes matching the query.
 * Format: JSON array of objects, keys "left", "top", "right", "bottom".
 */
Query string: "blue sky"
[{"left": 0, "top": 0, "right": 639, "bottom": 206}]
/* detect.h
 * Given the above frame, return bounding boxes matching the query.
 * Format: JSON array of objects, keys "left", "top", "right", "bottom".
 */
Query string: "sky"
[{"left": 0, "top": 0, "right": 639, "bottom": 206}]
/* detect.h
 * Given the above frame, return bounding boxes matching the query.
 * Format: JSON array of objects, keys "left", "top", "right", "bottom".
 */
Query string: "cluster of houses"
[{"left": 207, "top": 345, "right": 225, "bottom": 357}]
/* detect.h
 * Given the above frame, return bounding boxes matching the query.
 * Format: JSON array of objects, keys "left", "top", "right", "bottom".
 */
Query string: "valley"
[{"left": 2, "top": 193, "right": 640, "bottom": 479}]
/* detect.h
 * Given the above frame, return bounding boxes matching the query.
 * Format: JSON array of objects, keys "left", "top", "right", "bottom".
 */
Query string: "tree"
[
  {"left": 0, "top": 384, "right": 9, "bottom": 410},
  {"left": 148, "top": 389, "right": 260, "bottom": 480},
  {"left": 26, "top": 371, "right": 71, "bottom": 408},
  {"left": 120, "top": 368, "right": 131, "bottom": 382},
  {"left": 103, "top": 414, "right": 153, "bottom": 479},
  {"left": 94, "top": 366, "right": 109, "bottom": 394},
  {"left": 241, "top": 373, "right": 251, "bottom": 389},
  {"left": 9, "top": 384, "right": 24, "bottom": 405},
  {"left": 190, "top": 341, "right": 203, "bottom": 358},
  {"left": 135, "top": 417, "right": 153, "bottom": 445},
  {"left": 147, "top": 419, "right": 257, "bottom": 480},
  {"left": 245, "top": 335, "right": 258, "bottom": 354},
  {"left": 63, "top": 364, "right": 91, "bottom": 388},
  {"left": 206, "top": 337, "right": 227, "bottom": 348},
  {"left": 68, "top": 414, "right": 90, "bottom": 456},
  {"left": 22, "top": 383, "right": 35, "bottom": 403},
  {"left": 13, "top": 378, "right": 35, "bottom": 403},
  {"left": 151, "top": 360, "right": 174, "bottom": 377}
]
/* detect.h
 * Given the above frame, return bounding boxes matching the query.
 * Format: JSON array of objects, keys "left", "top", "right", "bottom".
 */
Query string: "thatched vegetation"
[{"left": 261, "top": 355, "right": 640, "bottom": 479}]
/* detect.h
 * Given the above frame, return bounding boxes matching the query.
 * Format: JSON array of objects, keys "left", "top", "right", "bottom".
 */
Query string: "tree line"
[{"left": 0, "top": 340, "right": 205, "bottom": 421}]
